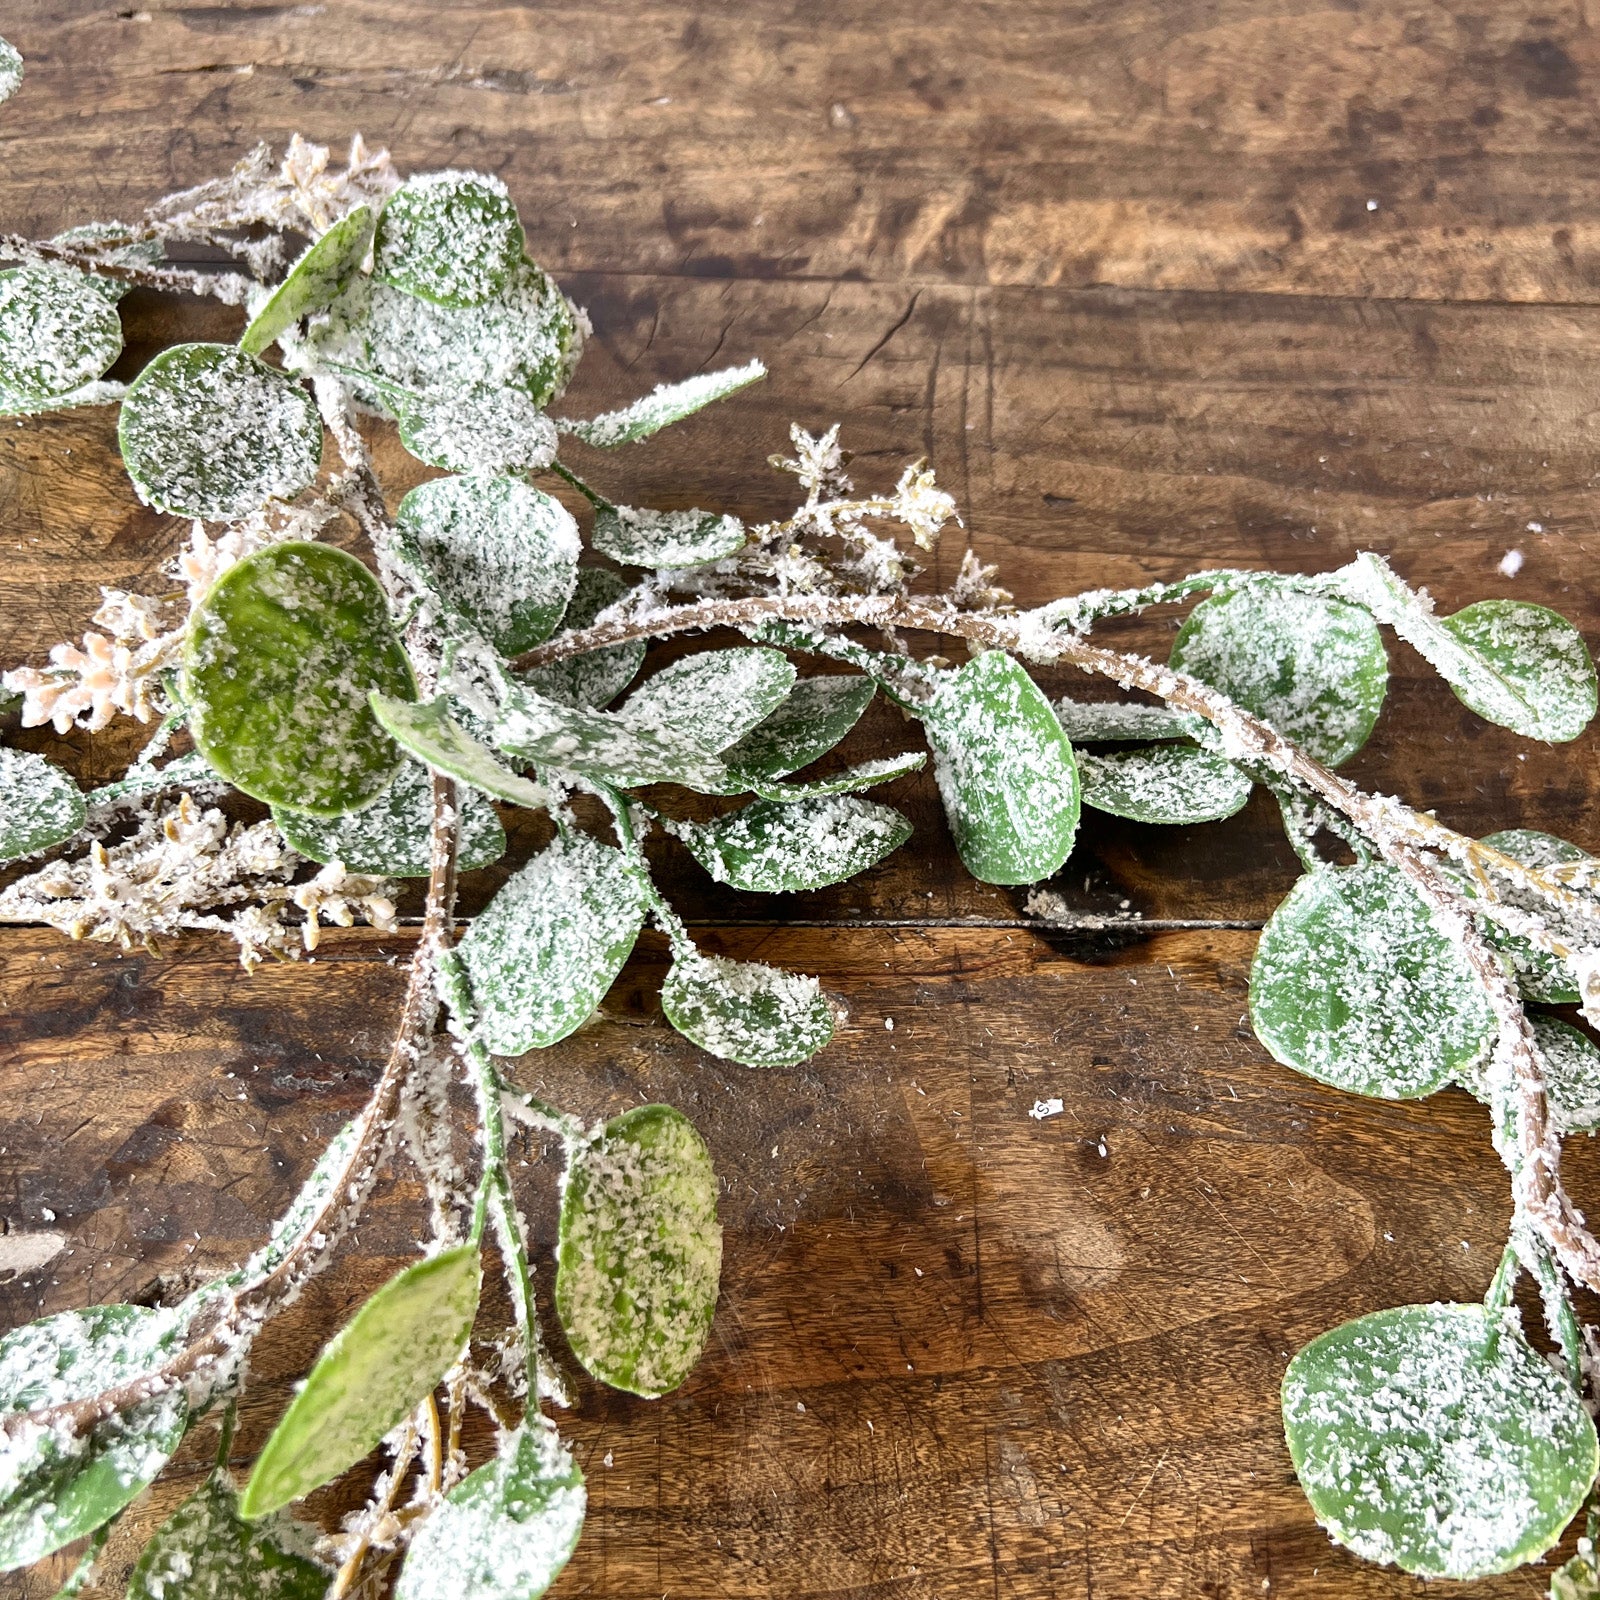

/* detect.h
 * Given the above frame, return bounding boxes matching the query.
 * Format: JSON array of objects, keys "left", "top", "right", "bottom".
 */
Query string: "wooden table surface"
[{"left": 4, "top": 3, "right": 1600, "bottom": 1595}]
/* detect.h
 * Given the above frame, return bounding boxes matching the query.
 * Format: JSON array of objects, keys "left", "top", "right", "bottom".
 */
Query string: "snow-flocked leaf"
[
  {"left": 560, "top": 360, "right": 765, "bottom": 447},
  {"left": 0, "top": 265, "right": 122, "bottom": 405},
  {"left": 677, "top": 794, "right": 910, "bottom": 893},
  {"left": 397, "top": 473, "right": 579, "bottom": 655},
  {"left": 453, "top": 830, "right": 648, "bottom": 1055},
  {"left": 746, "top": 750, "right": 926, "bottom": 802},
  {"left": 556, "top": 1104, "right": 721, "bottom": 1397},
  {"left": 660, "top": 951, "right": 835, "bottom": 1068},
  {"left": 1282, "top": 1302, "right": 1596, "bottom": 1579},
  {"left": 1249, "top": 862, "right": 1495, "bottom": 1098},
  {"left": 237, "top": 1117, "right": 361, "bottom": 1289},
  {"left": 369, "top": 693, "right": 548, "bottom": 811},
  {"left": 1169, "top": 582, "right": 1388, "bottom": 765},
  {"left": 1440, "top": 600, "right": 1597, "bottom": 743},
  {"left": 919, "top": 650, "right": 1079, "bottom": 886},
  {"left": 0, "top": 748, "right": 85, "bottom": 862},
  {"left": 183, "top": 542, "right": 415, "bottom": 815},
  {"left": 0, "top": 37, "right": 22, "bottom": 105},
  {"left": 618, "top": 647, "right": 795, "bottom": 754},
  {"left": 241, "top": 1244, "right": 481, "bottom": 1518},
  {"left": 373, "top": 172, "right": 524, "bottom": 308},
  {"left": 1053, "top": 696, "right": 1196, "bottom": 743},
  {"left": 590, "top": 505, "right": 746, "bottom": 568},
  {"left": 239, "top": 203, "right": 374, "bottom": 356},
  {"left": 119, "top": 343, "right": 322, "bottom": 519},
  {"left": 395, "top": 1422, "right": 585, "bottom": 1600},
  {"left": 518, "top": 568, "right": 646, "bottom": 709},
  {"left": 393, "top": 383, "right": 558, "bottom": 475},
  {"left": 1528, "top": 1016, "right": 1600, "bottom": 1136},
  {"left": 1078, "top": 743, "right": 1252, "bottom": 825},
  {"left": 719, "top": 674, "right": 876, "bottom": 784},
  {"left": 0, "top": 378, "right": 125, "bottom": 419},
  {"left": 275, "top": 759, "right": 505, "bottom": 877}
]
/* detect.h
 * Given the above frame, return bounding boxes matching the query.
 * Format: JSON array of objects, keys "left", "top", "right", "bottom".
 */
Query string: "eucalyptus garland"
[{"left": 3, "top": 41, "right": 1600, "bottom": 1599}]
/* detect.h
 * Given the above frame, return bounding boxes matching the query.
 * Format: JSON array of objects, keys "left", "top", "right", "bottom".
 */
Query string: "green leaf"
[
  {"left": 919, "top": 650, "right": 1079, "bottom": 886},
  {"left": 0, "top": 748, "right": 85, "bottom": 862},
  {"left": 1464, "top": 828, "right": 1589, "bottom": 1005},
  {"left": 0, "top": 266, "right": 122, "bottom": 405},
  {"left": 556, "top": 1104, "right": 721, "bottom": 1396},
  {"left": 1249, "top": 862, "right": 1495, "bottom": 1098},
  {"left": 746, "top": 750, "right": 925, "bottom": 802},
  {"left": 183, "top": 542, "right": 415, "bottom": 815},
  {"left": 1170, "top": 581, "right": 1388, "bottom": 765},
  {"left": 274, "top": 759, "right": 506, "bottom": 877},
  {"left": 1282, "top": 1302, "right": 1597, "bottom": 1578},
  {"left": 519, "top": 567, "right": 645, "bottom": 709},
  {"left": 1078, "top": 743, "right": 1252, "bottom": 825},
  {"left": 369, "top": 693, "right": 548, "bottom": 811},
  {"left": 119, "top": 343, "right": 322, "bottom": 519},
  {"left": 393, "top": 382, "right": 558, "bottom": 475},
  {"left": 0, "top": 37, "right": 22, "bottom": 105},
  {"left": 241, "top": 1244, "right": 481, "bottom": 1518},
  {"left": 454, "top": 830, "right": 648, "bottom": 1054},
  {"left": 559, "top": 360, "right": 765, "bottom": 447},
  {"left": 0, "top": 378, "right": 125, "bottom": 419},
  {"left": 1529, "top": 1016, "right": 1600, "bottom": 1135},
  {"left": 1053, "top": 696, "right": 1196, "bottom": 743},
  {"left": 590, "top": 505, "right": 746, "bottom": 568},
  {"left": 239, "top": 204, "right": 374, "bottom": 356},
  {"left": 1441, "top": 600, "right": 1597, "bottom": 743},
  {"left": 238, "top": 1117, "right": 361, "bottom": 1289},
  {"left": 618, "top": 647, "right": 795, "bottom": 754},
  {"left": 719, "top": 674, "right": 876, "bottom": 784},
  {"left": 373, "top": 172, "right": 525, "bottom": 308},
  {"left": 395, "top": 1422, "right": 585, "bottom": 1600},
  {"left": 397, "top": 473, "right": 579, "bottom": 655},
  {"left": 660, "top": 951, "right": 835, "bottom": 1068},
  {"left": 677, "top": 794, "right": 911, "bottom": 892},
  {"left": 127, "top": 1474, "right": 326, "bottom": 1600}
]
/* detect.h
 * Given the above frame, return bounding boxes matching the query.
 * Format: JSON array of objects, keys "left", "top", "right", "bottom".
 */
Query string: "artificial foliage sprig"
[{"left": 3, "top": 37, "right": 1600, "bottom": 1597}]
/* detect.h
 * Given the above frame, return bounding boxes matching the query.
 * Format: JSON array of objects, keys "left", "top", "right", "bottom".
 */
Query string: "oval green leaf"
[
  {"left": 369, "top": 692, "right": 549, "bottom": 811},
  {"left": 679, "top": 794, "right": 911, "bottom": 893},
  {"left": 748, "top": 749, "right": 925, "bottom": 802},
  {"left": 394, "top": 383, "right": 558, "bottom": 475},
  {"left": 239, "top": 204, "right": 374, "bottom": 357},
  {"left": 0, "top": 748, "right": 85, "bottom": 862},
  {"left": 373, "top": 172, "right": 524, "bottom": 308},
  {"left": 556, "top": 1104, "right": 722, "bottom": 1397},
  {"left": 618, "top": 647, "right": 795, "bottom": 754},
  {"left": 1464, "top": 828, "right": 1590, "bottom": 1005},
  {"left": 1053, "top": 695, "right": 1195, "bottom": 743},
  {"left": 241, "top": 1244, "right": 481, "bottom": 1519},
  {"left": 1282, "top": 1302, "right": 1597, "bottom": 1578},
  {"left": 1441, "top": 599, "right": 1597, "bottom": 743},
  {"left": 1078, "top": 742, "right": 1252, "bottom": 825},
  {"left": 590, "top": 505, "right": 746, "bottom": 568},
  {"left": 0, "top": 265, "right": 122, "bottom": 404},
  {"left": 519, "top": 567, "right": 646, "bottom": 709},
  {"left": 1529, "top": 1016, "right": 1600, "bottom": 1135},
  {"left": 719, "top": 674, "right": 876, "bottom": 785},
  {"left": 183, "top": 542, "right": 415, "bottom": 815},
  {"left": 660, "top": 951, "right": 835, "bottom": 1068},
  {"left": 559, "top": 360, "right": 765, "bottom": 447}
]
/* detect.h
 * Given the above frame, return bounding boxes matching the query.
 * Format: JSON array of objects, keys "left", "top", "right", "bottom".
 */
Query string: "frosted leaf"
[
  {"left": 555, "top": 1104, "right": 721, "bottom": 1396},
  {"left": 373, "top": 172, "right": 524, "bottom": 308},
  {"left": 237, "top": 1117, "right": 360, "bottom": 1288},
  {"left": 0, "top": 265, "right": 122, "bottom": 404},
  {"left": 519, "top": 568, "right": 646, "bottom": 709},
  {"left": 747, "top": 750, "right": 926, "bottom": 802},
  {"left": 618, "top": 647, "right": 795, "bottom": 755},
  {"left": 660, "top": 951, "right": 835, "bottom": 1068},
  {"left": 0, "top": 378, "right": 125, "bottom": 418},
  {"left": 369, "top": 693, "right": 548, "bottom": 810},
  {"left": 0, "top": 1305, "right": 189, "bottom": 1570},
  {"left": 1554, "top": 1533, "right": 1600, "bottom": 1599},
  {"left": 1527, "top": 1017, "right": 1600, "bottom": 1135},
  {"left": 1053, "top": 695, "right": 1195, "bottom": 743},
  {"left": 396, "top": 1421, "right": 585, "bottom": 1600},
  {"left": 0, "top": 37, "right": 22, "bottom": 104},
  {"left": 393, "top": 382, "right": 558, "bottom": 475},
  {"left": 454, "top": 831, "right": 648, "bottom": 1055},
  {"left": 51, "top": 224, "right": 165, "bottom": 300},
  {"left": 0, "top": 748, "right": 85, "bottom": 862},
  {"left": 920, "top": 650, "right": 1079, "bottom": 886},
  {"left": 239, "top": 203, "right": 374, "bottom": 356},
  {"left": 1078, "top": 743, "right": 1252, "bottom": 826},
  {"left": 719, "top": 674, "right": 875, "bottom": 784},
  {"left": 241, "top": 1244, "right": 481, "bottom": 1518},
  {"left": 127, "top": 1474, "right": 327, "bottom": 1600},
  {"left": 1249, "top": 862, "right": 1495, "bottom": 1098},
  {"left": 397, "top": 474, "right": 579, "bottom": 655},
  {"left": 1440, "top": 600, "right": 1597, "bottom": 744},
  {"left": 559, "top": 359, "right": 765, "bottom": 447},
  {"left": 590, "top": 505, "right": 746, "bottom": 568},
  {"left": 119, "top": 343, "right": 322, "bottom": 520},
  {"left": 1282, "top": 1303, "right": 1596, "bottom": 1578},
  {"left": 183, "top": 542, "right": 415, "bottom": 815},
  {"left": 677, "top": 794, "right": 911, "bottom": 893},
  {"left": 1170, "top": 582, "right": 1388, "bottom": 765},
  {"left": 275, "top": 759, "right": 505, "bottom": 878}
]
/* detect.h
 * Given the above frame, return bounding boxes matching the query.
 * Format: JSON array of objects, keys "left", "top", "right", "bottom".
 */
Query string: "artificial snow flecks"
[
  {"left": 393, "top": 382, "right": 559, "bottom": 475},
  {"left": 518, "top": 568, "right": 646, "bottom": 709},
  {"left": 182, "top": 542, "right": 414, "bottom": 815},
  {"left": 373, "top": 171, "right": 524, "bottom": 308},
  {"left": 675, "top": 794, "right": 911, "bottom": 893},
  {"left": 618, "top": 646, "right": 795, "bottom": 755},
  {"left": 718, "top": 674, "right": 876, "bottom": 786},
  {"left": 590, "top": 504, "right": 747, "bottom": 568},
  {"left": 555, "top": 1104, "right": 721, "bottom": 1397},
  {"left": 118, "top": 342, "right": 322, "bottom": 519},
  {"left": 1078, "top": 743, "right": 1252, "bottom": 826},
  {"left": 746, "top": 750, "right": 925, "bottom": 803},
  {"left": 0, "top": 265, "right": 123, "bottom": 408},
  {"left": 660, "top": 951, "right": 835, "bottom": 1068},
  {"left": 559, "top": 359, "right": 765, "bottom": 447},
  {"left": 239, "top": 202, "right": 374, "bottom": 356},
  {"left": 454, "top": 831, "right": 648, "bottom": 1055},
  {"left": 919, "top": 650, "right": 1079, "bottom": 886},
  {"left": 1249, "top": 862, "right": 1495, "bottom": 1098},
  {"left": 1053, "top": 695, "right": 1196, "bottom": 744},
  {"left": 1525, "top": 1017, "right": 1600, "bottom": 1135},
  {"left": 236, "top": 1117, "right": 361, "bottom": 1290},
  {"left": 0, "top": 748, "right": 85, "bottom": 863},
  {"left": 1282, "top": 1303, "right": 1597, "bottom": 1579},
  {"left": 0, "top": 37, "right": 22, "bottom": 105},
  {"left": 369, "top": 694, "right": 548, "bottom": 811}
]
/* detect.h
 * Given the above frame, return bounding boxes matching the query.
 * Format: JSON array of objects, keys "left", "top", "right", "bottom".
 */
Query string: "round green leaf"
[
  {"left": 241, "top": 1244, "right": 481, "bottom": 1518},
  {"left": 619, "top": 647, "right": 796, "bottom": 755},
  {"left": 590, "top": 505, "right": 746, "bottom": 568},
  {"left": 239, "top": 203, "right": 374, "bottom": 356},
  {"left": 119, "top": 343, "right": 322, "bottom": 519},
  {"left": 661, "top": 951, "right": 835, "bottom": 1068},
  {"left": 397, "top": 474, "right": 579, "bottom": 655},
  {"left": 0, "top": 265, "right": 122, "bottom": 404},
  {"left": 1440, "top": 599, "right": 1597, "bottom": 743},
  {"left": 719, "top": 674, "right": 876, "bottom": 785},
  {"left": 373, "top": 172, "right": 524, "bottom": 308},
  {"left": 556, "top": 1104, "right": 721, "bottom": 1397},
  {"left": 0, "top": 748, "right": 85, "bottom": 862},
  {"left": 1249, "top": 861, "right": 1495, "bottom": 1098},
  {"left": 1078, "top": 742, "right": 1252, "bottom": 825},
  {"left": 1170, "top": 583, "right": 1388, "bottom": 765},
  {"left": 680, "top": 794, "right": 911, "bottom": 893},
  {"left": 394, "top": 383, "right": 558, "bottom": 475},
  {"left": 1282, "top": 1302, "right": 1597, "bottom": 1578},
  {"left": 1530, "top": 1016, "right": 1600, "bottom": 1135},
  {"left": 519, "top": 567, "right": 646, "bottom": 710},
  {"left": 183, "top": 541, "right": 415, "bottom": 815}
]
